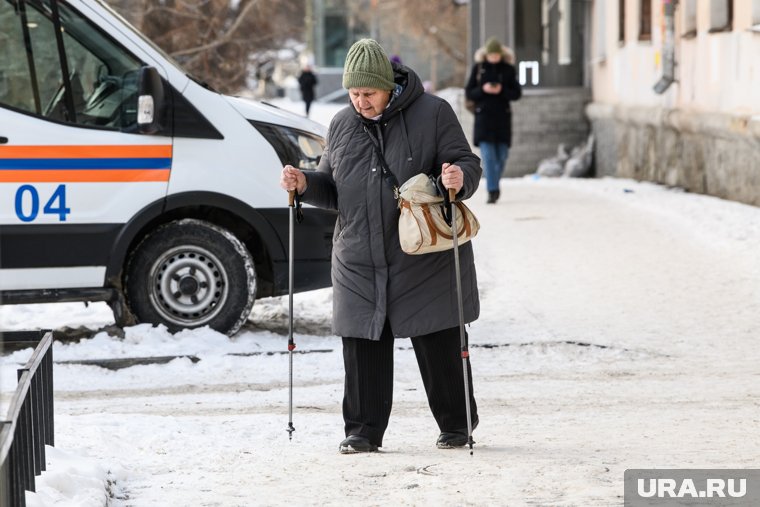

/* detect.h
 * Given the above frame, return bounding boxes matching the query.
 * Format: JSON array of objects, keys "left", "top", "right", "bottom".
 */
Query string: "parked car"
[{"left": 0, "top": 0, "right": 337, "bottom": 335}]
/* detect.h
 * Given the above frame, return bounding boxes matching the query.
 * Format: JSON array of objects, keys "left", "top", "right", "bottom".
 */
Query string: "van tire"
[{"left": 124, "top": 219, "right": 256, "bottom": 335}]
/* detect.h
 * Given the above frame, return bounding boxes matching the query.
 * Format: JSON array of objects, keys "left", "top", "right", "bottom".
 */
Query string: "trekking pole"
[
  {"left": 449, "top": 186, "right": 475, "bottom": 455},
  {"left": 287, "top": 190, "right": 296, "bottom": 440}
]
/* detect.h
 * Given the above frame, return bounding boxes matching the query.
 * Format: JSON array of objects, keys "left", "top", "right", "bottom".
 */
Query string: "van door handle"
[{"left": 0, "top": 137, "right": 8, "bottom": 144}]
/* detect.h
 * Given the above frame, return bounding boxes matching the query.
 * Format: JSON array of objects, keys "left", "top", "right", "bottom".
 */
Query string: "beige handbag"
[
  {"left": 362, "top": 125, "right": 479, "bottom": 255},
  {"left": 397, "top": 174, "right": 480, "bottom": 255}
]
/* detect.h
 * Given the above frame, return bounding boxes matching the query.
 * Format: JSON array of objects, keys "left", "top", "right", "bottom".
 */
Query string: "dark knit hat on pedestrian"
[
  {"left": 485, "top": 37, "right": 503, "bottom": 54},
  {"left": 342, "top": 39, "right": 395, "bottom": 91}
]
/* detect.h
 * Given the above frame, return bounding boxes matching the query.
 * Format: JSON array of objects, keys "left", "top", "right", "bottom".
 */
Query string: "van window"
[
  {"left": 0, "top": 1, "right": 43, "bottom": 112},
  {"left": 0, "top": 0, "right": 143, "bottom": 130}
]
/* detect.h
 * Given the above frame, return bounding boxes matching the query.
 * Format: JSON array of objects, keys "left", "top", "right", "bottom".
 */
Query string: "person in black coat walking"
[
  {"left": 298, "top": 65, "right": 318, "bottom": 116},
  {"left": 465, "top": 37, "right": 522, "bottom": 204}
]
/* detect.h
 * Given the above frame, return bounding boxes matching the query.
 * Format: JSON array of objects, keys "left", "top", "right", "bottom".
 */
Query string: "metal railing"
[{"left": 0, "top": 331, "right": 55, "bottom": 507}]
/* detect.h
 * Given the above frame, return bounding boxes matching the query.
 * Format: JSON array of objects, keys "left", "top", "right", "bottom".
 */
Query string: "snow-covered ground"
[{"left": 2, "top": 99, "right": 760, "bottom": 505}]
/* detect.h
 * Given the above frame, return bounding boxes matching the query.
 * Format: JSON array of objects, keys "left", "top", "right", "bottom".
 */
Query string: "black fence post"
[
  {"left": 0, "top": 431, "right": 10, "bottom": 506},
  {"left": 22, "top": 395, "right": 34, "bottom": 493},
  {"left": 9, "top": 431, "right": 25, "bottom": 507},
  {"left": 45, "top": 347, "right": 54, "bottom": 447}
]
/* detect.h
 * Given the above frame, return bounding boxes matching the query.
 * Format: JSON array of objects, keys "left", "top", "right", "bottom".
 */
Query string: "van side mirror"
[{"left": 137, "top": 66, "right": 165, "bottom": 134}]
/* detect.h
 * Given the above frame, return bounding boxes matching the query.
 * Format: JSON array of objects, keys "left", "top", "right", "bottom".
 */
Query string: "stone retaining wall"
[{"left": 587, "top": 103, "right": 760, "bottom": 207}]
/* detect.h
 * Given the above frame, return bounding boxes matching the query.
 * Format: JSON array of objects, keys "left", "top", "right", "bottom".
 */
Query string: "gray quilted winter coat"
[{"left": 301, "top": 64, "right": 482, "bottom": 340}]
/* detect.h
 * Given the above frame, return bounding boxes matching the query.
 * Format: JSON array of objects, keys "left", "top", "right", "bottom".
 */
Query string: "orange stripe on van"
[
  {"left": 0, "top": 145, "right": 173, "bottom": 159},
  {"left": 0, "top": 169, "right": 171, "bottom": 183}
]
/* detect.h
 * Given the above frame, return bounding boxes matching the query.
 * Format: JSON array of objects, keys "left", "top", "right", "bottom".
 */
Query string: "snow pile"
[{"left": 25, "top": 446, "right": 126, "bottom": 507}]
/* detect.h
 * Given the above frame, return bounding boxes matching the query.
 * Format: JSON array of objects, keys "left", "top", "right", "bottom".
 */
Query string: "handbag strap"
[
  {"left": 363, "top": 124, "right": 400, "bottom": 198},
  {"left": 363, "top": 122, "right": 456, "bottom": 226}
]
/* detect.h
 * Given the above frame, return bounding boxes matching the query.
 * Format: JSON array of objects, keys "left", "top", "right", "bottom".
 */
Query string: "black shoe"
[
  {"left": 486, "top": 191, "right": 496, "bottom": 204},
  {"left": 494, "top": 189, "right": 501, "bottom": 202},
  {"left": 436, "top": 431, "right": 470, "bottom": 448},
  {"left": 436, "top": 419, "right": 479, "bottom": 449},
  {"left": 339, "top": 435, "right": 378, "bottom": 454}
]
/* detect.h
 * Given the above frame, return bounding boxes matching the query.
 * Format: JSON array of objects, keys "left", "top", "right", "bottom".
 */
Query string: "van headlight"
[{"left": 250, "top": 121, "right": 324, "bottom": 170}]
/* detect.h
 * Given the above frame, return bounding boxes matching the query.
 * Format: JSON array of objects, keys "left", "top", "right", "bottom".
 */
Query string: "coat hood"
[
  {"left": 383, "top": 63, "right": 425, "bottom": 118},
  {"left": 474, "top": 45, "right": 516, "bottom": 65}
]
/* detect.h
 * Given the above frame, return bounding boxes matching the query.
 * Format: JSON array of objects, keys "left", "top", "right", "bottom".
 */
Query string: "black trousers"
[{"left": 342, "top": 322, "right": 478, "bottom": 447}]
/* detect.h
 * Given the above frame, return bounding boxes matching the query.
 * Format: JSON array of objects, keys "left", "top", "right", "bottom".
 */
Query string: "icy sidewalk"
[{"left": 2, "top": 177, "right": 760, "bottom": 506}]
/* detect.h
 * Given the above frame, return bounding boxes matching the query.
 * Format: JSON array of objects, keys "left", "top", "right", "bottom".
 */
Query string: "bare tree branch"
[{"left": 170, "top": 0, "right": 262, "bottom": 58}]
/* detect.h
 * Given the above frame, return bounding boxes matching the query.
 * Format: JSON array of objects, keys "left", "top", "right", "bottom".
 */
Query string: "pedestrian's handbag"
[
  {"left": 464, "top": 63, "right": 482, "bottom": 113},
  {"left": 397, "top": 174, "right": 479, "bottom": 255},
  {"left": 363, "top": 125, "right": 479, "bottom": 255}
]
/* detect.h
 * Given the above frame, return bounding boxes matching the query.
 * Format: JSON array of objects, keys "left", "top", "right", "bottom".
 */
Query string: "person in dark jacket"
[
  {"left": 280, "top": 39, "right": 481, "bottom": 454},
  {"left": 465, "top": 37, "right": 522, "bottom": 204},
  {"left": 298, "top": 65, "right": 318, "bottom": 116}
]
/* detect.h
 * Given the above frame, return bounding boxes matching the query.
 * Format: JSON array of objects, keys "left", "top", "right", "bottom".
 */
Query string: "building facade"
[{"left": 588, "top": 0, "right": 760, "bottom": 205}]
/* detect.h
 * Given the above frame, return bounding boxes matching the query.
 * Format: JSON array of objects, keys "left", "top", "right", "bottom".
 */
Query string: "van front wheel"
[{"left": 125, "top": 219, "right": 256, "bottom": 335}]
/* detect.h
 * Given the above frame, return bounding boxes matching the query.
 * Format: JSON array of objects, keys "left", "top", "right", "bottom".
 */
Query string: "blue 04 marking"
[{"left": 14, "top": 184, "right": 71, "bottom": 222}]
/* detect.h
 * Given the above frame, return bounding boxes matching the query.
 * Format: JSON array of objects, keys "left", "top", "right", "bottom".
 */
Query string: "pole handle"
[
  {"left": 448, "top": 188, "right": 457, "bottom": 202},
  {"left": 288, "top": 190, "right": 296, "bottom": 207}
]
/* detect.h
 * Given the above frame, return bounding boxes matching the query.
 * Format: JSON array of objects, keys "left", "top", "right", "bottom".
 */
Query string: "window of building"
[
  {"left": 594, "top": 0, "right": 607, "bottom": 60},
  {"left": 558, "top": 0, "right": 572, "bottom": 64},
  {"left": 682, "top": 0, "right": 698, "bottom": 37},
  {"left": 753, "top": 0, "right": 760, "bottom": 31},
  {"left": 619, "top": 0, "right": 626, "bottom": 43},
  {"left": 639, "top": 0, "right": 652, "bottom": 40},
  {"left": 708, "top": 0, "right": 733, "bottom": 32}
]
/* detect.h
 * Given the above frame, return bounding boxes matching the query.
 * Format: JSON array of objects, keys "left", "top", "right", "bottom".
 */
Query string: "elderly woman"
[{"left": 280, "top": 39, "right": 481, "bottom": 454}]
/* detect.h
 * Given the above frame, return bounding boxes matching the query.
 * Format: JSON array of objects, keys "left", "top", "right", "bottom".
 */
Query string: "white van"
[{"left": 0, "top": 0, "right": 336, "bottom": 334}]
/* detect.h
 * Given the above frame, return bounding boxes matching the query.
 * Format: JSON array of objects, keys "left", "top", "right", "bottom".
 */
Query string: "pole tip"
[{"left": 287, "top": 423, "right": 295, "bottom": 440}]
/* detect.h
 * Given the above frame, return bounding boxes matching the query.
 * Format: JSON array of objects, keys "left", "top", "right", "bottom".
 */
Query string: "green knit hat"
[
  {"left": 342, "top": 39, "right": 395, "bottom": 91},
  {"left": 485, "top": 37, "right": 503, "bottom": 55}
]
